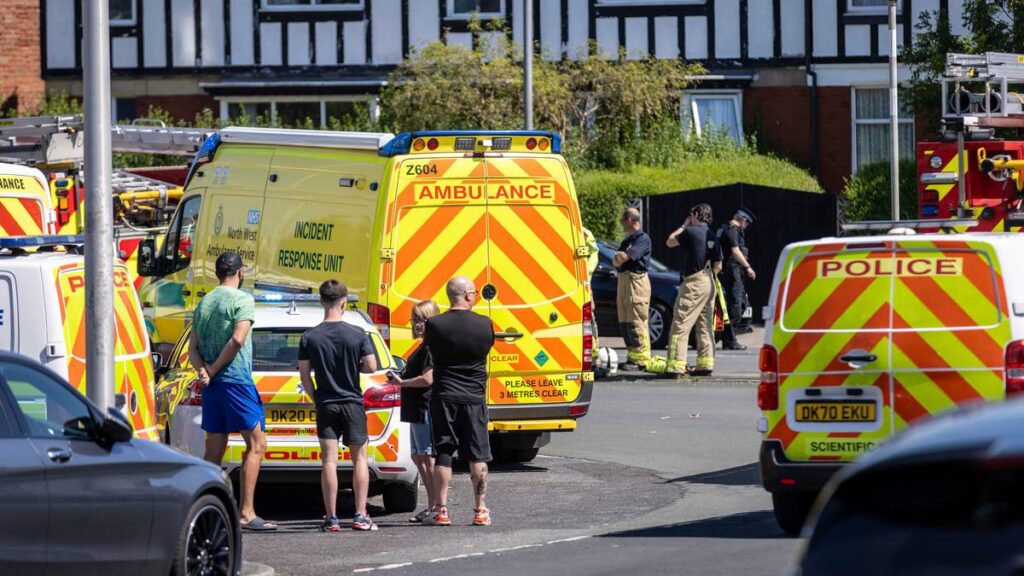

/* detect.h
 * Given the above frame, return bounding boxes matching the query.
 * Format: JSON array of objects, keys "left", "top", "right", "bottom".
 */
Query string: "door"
[
  {"left": 770, "top": 241, "right": 894, "bottom": 464},
  {"left": 142, "top": 194, "right": 203, "bottom": 348},
  {"left": 386, "top": 156, "right": 489, "bottom": 359},
  {"left": 0, "top": 195, "right": 47, "bottom": 236},
  {"left": 4, "top": 361, "right": 154, "bottom": 576},
  {"left": 889, "top": 239, "right": 1009, "bottom": 432},
  {"left": 0, "top": 382, "right": 48, "bottom": 575},
  {"left": 483, "top": 156, "right": 585, "bottom": 407}
]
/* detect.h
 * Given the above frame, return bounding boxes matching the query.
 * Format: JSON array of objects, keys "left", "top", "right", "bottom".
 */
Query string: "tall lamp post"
[
  {"left": 83, "top": 0, "right": 115, "bottom": 409},
  {"left": 888, "top": 0, "right": 900, "bottom": 221},
  {"left": 524, "top": 0, "right": 534, "bottom": 130}
]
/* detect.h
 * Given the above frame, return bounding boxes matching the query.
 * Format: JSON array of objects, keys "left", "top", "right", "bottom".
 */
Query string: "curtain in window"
[
  {"left": 695, "top": 98, "right": 740, "bottom": 143},
  {"left": 856, "top": 124, "right": 914, "bottom": 168}
]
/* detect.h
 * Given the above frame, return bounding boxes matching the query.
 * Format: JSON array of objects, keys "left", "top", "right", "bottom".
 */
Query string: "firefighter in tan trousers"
[
  {"left": 659, "top": 203, "right": 722, "bottom": 378},
  {"left": 613, "top": 208, "right": 653, "bottom": 370}
]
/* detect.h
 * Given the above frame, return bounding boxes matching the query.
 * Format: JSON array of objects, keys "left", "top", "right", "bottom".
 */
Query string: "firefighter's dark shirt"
[
  {"left": 616, "top": 231, "right": 651, "bottom": 274},
  {"left": 677, "top": 223, "right": 722, "bottom": 278}
]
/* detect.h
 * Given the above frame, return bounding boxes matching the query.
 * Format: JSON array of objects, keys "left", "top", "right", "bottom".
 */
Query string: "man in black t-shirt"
[
  {"left": 613, "top": 208, "right": 653, "bottom": 369},
  {"left": 298, "top": 279, "right": 379, "bottom": 532},
  {"left": 662, "top": 203, "right": 723, "bottom": 377},
  {"left": 421, "top": 275, "right": 496, "bottom": 527},
  {"left": 718, "top": 207, "right": 756, "bottom": 351}
]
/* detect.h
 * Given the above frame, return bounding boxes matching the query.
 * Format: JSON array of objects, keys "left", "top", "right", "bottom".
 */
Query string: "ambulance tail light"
[
  {"left": 526, "top": 138, "right": 537, "bottom": 151},
  {"left": 758, "top": 345, "right": 779, "bottom": 410},
  {"left": 582, "top": 301, "right": 594, "bottom": 372},
  {"left": 364, "top": 383, "right": 401, "bottom": 409},
  {"left": 181, "top": 381, "right": 203, "bottom": 406},
  {"left": 1004, "top": 340, "right": 1024, "bottom": 395},
  {"left": 368, "top": 302, "right": 391, "bottom": 346}
]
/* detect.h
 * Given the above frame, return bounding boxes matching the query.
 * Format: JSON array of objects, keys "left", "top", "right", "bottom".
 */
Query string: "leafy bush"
[{"left": 842, "top": 159, "right": 918, "bottom": 222}]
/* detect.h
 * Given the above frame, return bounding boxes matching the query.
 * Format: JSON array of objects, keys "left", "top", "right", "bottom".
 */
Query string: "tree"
[{"left": 902, "top": 1, "right": 1024, "bottom": 132}]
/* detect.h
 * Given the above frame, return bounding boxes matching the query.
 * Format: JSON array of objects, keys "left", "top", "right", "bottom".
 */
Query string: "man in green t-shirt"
[{"left": 188, "top": 251, "right": 275, "bottom": 531}]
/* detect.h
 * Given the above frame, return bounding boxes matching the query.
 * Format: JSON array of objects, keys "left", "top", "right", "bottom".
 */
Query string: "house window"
[
  {"left": 683, "top": 92, "right": 743, "bottom": 144},
  {"left": 447, "top": 0, "right": 504, "bottom": 19},
  {"left": 110, "top": 0, "right": 136, "bottom": 25},
  {"left": 596, "top": 1, "right": 705, "bottom": 5},
  {"left": 846, "top": 0, "right": 900, "bottom": 14},
  {"left": 220, "top": 97, "right": 374, "bottom": 128},
  {"left": 852, "top": 87, "right": 915, "bottom": 171},
  {"left": 261, "top": 0, "right": 364, "bottom": 11}
]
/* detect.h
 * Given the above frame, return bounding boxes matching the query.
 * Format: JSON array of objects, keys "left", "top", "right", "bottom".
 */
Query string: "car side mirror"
[
  {"left": 101, "top": 407, "right": 134, "bottom": 443},
  {"left": 137, "top": 238, "right": 159, "bottom": 277},
  {"left": 392, "top": 355, "right": 407, "bottom": 372}
]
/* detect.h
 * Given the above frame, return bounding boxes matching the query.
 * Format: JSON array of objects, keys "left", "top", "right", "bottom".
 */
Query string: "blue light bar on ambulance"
[
  {"left": 378, "top": 130, "right": 562, "bottom": 156},
  {"left": 254, "top": 293, "right": 359, "bottom": 304},
  {"left": 0, "top": 235, "right": 84, "bottom": 248}
]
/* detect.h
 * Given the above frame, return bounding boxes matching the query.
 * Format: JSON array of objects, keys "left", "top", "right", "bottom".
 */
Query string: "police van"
[
  {"left": 137, "top": 128, "right": 593, "bottom": 461},
  {"left": 759, "top": 232, "right": 1024, "bottom": 534},
  {"left": 0, "top": 235, "right": 159, "bottom": 440}
]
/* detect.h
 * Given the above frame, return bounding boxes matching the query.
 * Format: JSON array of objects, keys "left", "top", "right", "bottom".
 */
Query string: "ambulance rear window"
[
  {"left": 891, "top": 247, "right": 1002, "bottom": 331},
  {"left": 780, "top": 248, "right": 893, "bottom": 332}
]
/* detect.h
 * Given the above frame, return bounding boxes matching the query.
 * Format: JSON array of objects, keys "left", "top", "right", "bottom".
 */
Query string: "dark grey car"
[
  {"left": 0, "top": 352, "right": 241, "bottom": 576},
  {"left": 796, "top": 397, "right": 1024, "bottom": 576}
]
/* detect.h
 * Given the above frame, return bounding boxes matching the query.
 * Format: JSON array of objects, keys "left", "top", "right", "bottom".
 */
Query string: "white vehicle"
[
  {"left": 154, "top": 295, "right": 419, "bottom": 513},
  {"left": 0, "top": 235, "right": 159, "bottom": 440}
]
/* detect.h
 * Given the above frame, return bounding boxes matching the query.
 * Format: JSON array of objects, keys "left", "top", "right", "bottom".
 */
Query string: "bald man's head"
[
  {"left": 446, "top": 275, "right": 478, "bottom": 309},
  {"left": 621, "top": 207, "right": 642, "bottom": 234}
]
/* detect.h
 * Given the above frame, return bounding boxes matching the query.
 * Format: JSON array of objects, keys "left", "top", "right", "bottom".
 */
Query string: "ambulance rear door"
[
  {"left": 385, "top": 155, "right": 488, "bottom": 359},
  {"left": 769, "top": 241, "right": 894, "bottom": 465},
  {"left": 889, "top": 238, "right": 1009, "bottom": 433},
  {"left": 0, "top": 170, "right": 50, "bottom": 236},
  {"left": 483, "top": 156, "right": 586, "bottom": 408}
]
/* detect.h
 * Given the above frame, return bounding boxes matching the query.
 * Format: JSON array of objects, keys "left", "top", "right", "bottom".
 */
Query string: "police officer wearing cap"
[{"left": 719, "top": 207, "right": 756, "bottom": 351}]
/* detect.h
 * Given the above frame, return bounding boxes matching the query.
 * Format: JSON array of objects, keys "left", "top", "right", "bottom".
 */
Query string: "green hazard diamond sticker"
[{"left": 534, "top": 350, "right": 549, "bottom": 366}]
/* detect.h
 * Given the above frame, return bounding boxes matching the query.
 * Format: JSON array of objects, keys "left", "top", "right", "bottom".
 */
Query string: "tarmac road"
[{"left": 242, "top": 329, "right": 802, "bottom": 575}]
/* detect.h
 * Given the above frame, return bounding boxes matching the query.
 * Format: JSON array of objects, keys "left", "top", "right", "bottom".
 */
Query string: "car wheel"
[
  {"left": 772, "top": 492, "right": 816, "bottom": 536},
  {"left": 382, "top": 482, "right": 419, "bottom": 514},
  {"left": 649, "top": 302, "right": 670, "bottom": 350},
  {"left": 172, "top": 494, "right": 236, "bottom": 576},
  {"left": 511, "top": 448, "right": 540, "bottom": 463}
]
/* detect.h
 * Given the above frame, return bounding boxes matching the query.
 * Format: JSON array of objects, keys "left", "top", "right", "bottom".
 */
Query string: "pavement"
[{"left": 238, "top": 325, "right": 801, "bottom": 576}]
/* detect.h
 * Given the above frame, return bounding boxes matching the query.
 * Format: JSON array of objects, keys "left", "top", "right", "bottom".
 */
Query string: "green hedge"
[
  {"left": 574, "top": 154, "right": 824, "bottom": 240},
  {"left": 842, "top": 159, "right": 918, "bottom": 222}
]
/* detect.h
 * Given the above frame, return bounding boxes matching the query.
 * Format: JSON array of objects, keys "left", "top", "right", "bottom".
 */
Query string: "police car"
[{"left": 155, "top": 294, "right": 419, "bottom": 513}]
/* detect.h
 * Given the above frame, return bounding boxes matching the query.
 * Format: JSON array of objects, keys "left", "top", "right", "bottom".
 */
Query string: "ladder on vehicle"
[
  {"left": 943, "top": 52, "right": 1024, "bottom": 126},
  {"left": 0, "top": 114, "right": 212, "bottom": 167}
]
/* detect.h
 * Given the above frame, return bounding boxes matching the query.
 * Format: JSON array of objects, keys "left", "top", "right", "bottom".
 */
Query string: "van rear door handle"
[
  {"left": 495, "top": 331, "right": 525, "bottom": 341},
  {"left": 181, "top": 289, "right": 191, "bottom": 297},
  {"left": 840, "top": 353, "right": 877, "bottom": 364}
]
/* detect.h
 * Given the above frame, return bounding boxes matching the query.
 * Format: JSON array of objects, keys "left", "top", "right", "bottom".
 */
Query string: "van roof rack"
[
  {"left": 219, "top": 127, "right": 394, "bottom": 151},
  {"left": 841, "top": 218, "right": 979, "bottom": 233}
]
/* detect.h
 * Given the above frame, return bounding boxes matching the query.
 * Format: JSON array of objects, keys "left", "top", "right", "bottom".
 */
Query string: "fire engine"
[
  {"left": 918, "top": 52, "right": 1024, "bottom": 230},
  {"left": 0, "top": 114, "right": 212, "bottom": 285}
]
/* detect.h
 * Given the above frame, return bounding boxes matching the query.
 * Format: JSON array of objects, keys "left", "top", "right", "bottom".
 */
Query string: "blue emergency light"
[
  {"left": 253, "top": 293, "right": 359, "bottom": 303},
  {"left": 0, "top": 235, "right": 84, "bottom": 248}
]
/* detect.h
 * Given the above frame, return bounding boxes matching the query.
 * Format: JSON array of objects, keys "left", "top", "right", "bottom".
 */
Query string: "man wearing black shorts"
[
  {"left": 298, "top": 280, "right": 379, "bottom": 532},
  {"left": 423, "top": 275, "right": 496, "bottom": 527}
]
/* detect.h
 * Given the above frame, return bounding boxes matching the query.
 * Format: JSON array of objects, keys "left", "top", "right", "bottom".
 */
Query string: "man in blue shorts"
[{"left": 188, "top": 251, "right": 275, "bottom": 531}]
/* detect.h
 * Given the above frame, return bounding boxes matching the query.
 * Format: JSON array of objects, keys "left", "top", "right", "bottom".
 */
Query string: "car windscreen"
[
  {"left": 251, "top": 327, "right": 382, "bottom": 372},
  {"left": 802, "top": 461, "right": 1024, "bottom": 576}
]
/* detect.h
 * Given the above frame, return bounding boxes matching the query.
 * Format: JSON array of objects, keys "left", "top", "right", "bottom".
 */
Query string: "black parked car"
[
  {"left": 592, "top": 240, "right": 683, "bottom": 349},
  {"left": 0, "top": 352, "right": 242, "bottom": 576},
  {"left": 796, "top": 398, "right": 1024, "bottom": 576}
]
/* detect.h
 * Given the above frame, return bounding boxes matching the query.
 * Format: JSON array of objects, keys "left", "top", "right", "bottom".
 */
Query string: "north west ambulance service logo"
[{"left": 214, "top": 206, "right": 224, "bottom": 235}]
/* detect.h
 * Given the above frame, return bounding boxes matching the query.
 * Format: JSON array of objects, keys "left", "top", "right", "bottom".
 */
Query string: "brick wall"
[
  {"left": 0, "top": 0, "right": 45, "bottom": 113},
  {"left": 744, "top": 86, "right": 851, "bottom": 194},
  {"left": 136, "top": 95, "right": 218, "bottom": 123}
]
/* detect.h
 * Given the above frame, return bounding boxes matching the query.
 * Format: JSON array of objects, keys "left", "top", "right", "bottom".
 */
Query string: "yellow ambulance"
[
  {"left": 759, "top": 233, "right": 1023, "bottom": 534},
  {"left": 0, "top": 163, "right": 56, "bottom": 236},
  {"left": 137, "top": 129, "right": 593, "bottom": 461},
  {"left": 0, "top": 235, "right": 159, "bottom": 440}
]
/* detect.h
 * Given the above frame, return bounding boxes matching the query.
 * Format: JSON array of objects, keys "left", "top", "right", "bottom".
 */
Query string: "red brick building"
[{"left": 0, "top": 0, "right": 45, "bottom": 113}]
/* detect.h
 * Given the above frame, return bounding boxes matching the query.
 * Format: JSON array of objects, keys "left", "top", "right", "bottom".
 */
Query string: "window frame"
[
  {"left": 850, "top": 86, "right": 915, "bottom": 174},
  {"left": 0, "top": 362, "right": 97, "bottom": 440},
  {"left": 597, "top": 0, "right": 704, "bottom": 6},
  {"left": 682, "top": 90, "right": 744, "bottom": 144},
  {"left": 845, "top": 0, "right": 901, "bottom": 15},
  {"left": 446, "top": 0, "right": 505, "bottom": 20},
  {"left": 109, "top": 0, "right": 137, "bottom": 26},
  {"left": 217, "top": 96, "right": 376, "bottom": 129},
  {"left": 260, "top": 0, "right": 365, "bottom": 12}
]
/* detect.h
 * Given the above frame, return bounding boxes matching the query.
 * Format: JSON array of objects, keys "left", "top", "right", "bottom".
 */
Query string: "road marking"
[
  {"left": 546, "top": 535, "right": 591, "bottom": 545},
  {"left": 352, "top": 533, "right": 589, "bottom": 573}
]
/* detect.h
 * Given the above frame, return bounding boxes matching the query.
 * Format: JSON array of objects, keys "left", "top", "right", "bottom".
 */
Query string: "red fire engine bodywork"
[{"left": 918, "top": 139, "right": 1024, "bottom": 231}]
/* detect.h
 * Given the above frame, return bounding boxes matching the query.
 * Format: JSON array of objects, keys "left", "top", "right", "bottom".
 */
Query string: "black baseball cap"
[{"left": 215, "top": 251, "right": 247, "bottom": 279}]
